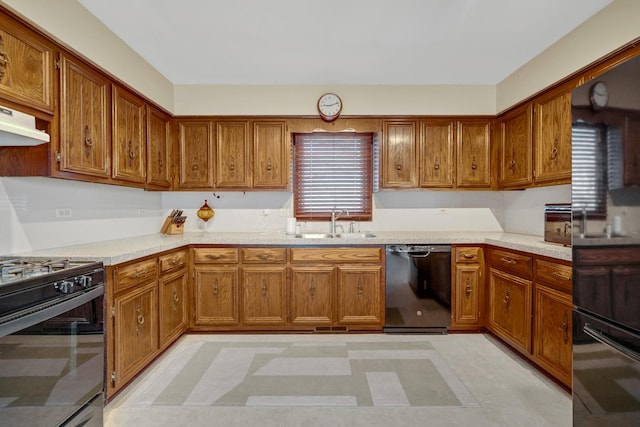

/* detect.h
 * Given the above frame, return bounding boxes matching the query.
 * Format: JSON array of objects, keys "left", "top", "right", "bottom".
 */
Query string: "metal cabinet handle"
[
  {"left": 434, "top": 156, "right": 440, "bottom": 171},
  {"left": 261, "top": 279, "right": 268, "bottom": 298},
  {"left": 131, "top": 270, "right": 149, "bottom": 279},
  {"left": 560, "top": 311, "right": 569, "bottom": 344},
  {"left": 309, "top": 279, "right": 316, "bottom": 299},
  {"left": 503, "top": 286, "right": 511, "bottom": 312},
  {"left": 0, "top": 35, "right": 9, "bottom": 82},
  {"left": 357, "top": 278, "right": 364, "bottom": 298},
  {"left": 551, "top": 271, "right": 571, "bottom": 281},
  {"left": 464, "top": 278, "right": 472, "bottom": 299},
  {"left": 550, "top": 146, "right": 558, "bottom": 160},
  {"left": 499, "top": 257, "right": 516, "bottom": 265},
  {"left": 172, "top": 286, "right": 179, "bottom": 311},
  {"left": 229, "top": 156, "right": 235, "bottom": 171},
  {"left": 212, "top": 278, "right": 219, "bottom": 298},
  {"left": 257, "top": 254, "right": 272, "bottom": 260},
  {"left": 128, "top": 141, "right": 135, "bottom": 160},
  {"left": 205, "top": 254, "right": 223, "bottom": 260},
  {"left": 462, "top": 253, "right": 475, "bottom": 260},
  {"left": 266, "top": 157, "right": 273, "bottom": 171},
  {"left": 471, "top": 156, "right": 477, "bottom": 170},
  {"left": 192, "top": 164, "right": 199, "bottom": 171},
  {"left": 136, "top": 306, "right": 144, "bottom": 336}
]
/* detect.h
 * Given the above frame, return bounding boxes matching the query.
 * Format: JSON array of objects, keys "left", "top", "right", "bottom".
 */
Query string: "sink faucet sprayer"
[{"left": 331, "top": 209, "right": 348, "bottom": 236}]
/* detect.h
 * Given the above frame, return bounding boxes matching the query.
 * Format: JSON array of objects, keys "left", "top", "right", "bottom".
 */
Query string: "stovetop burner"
[{"left": 0, "top": 258, "right": 94, "bottom": 285}]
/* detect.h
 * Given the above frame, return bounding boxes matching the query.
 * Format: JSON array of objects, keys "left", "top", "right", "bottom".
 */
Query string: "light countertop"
[{"left": 9, "top": 231, "right": 572, "bottom": 265}]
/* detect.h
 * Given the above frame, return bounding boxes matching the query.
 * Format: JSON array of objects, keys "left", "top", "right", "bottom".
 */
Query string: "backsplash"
[{"left": 1, "top": 177, "right": 569, "bottom": 254}]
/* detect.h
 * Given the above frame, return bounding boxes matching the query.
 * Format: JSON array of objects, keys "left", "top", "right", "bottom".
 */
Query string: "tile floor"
[{"left": 105, "top": 333, "right": 571, "bottom": 427}]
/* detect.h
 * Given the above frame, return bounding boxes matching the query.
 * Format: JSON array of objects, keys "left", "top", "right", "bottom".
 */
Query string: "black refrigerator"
[{"left": 571, "top": 55, "right": 640, "bottom": 426}]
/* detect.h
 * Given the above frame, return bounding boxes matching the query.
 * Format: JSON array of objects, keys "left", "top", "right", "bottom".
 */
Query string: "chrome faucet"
[{"left": 330, "top": 209, "right": 348, "bottom": 236}]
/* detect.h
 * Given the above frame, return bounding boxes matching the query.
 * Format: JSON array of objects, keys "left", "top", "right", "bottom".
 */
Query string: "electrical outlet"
[
  {"left": 261, "top": 209, "right": 270, "bottom": 216},
  {"left": 138, "top": 209, "right": 145, "bottom": 216},
  {"left": 55, "top": 208, "right": 72, "bottom": 218}
]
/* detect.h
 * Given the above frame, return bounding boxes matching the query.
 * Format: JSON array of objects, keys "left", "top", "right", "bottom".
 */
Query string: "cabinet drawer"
[
  {"left": 114, "top": 258, "right": 158, "bottom": 293},
  {"left": 192, "top": 248, "right": 239, "bottom": 264},
  {"left": 159, "top": 250, "right": 187, "bottom": 274},
  {"left": 455, "top": 247, "right": 481, "bottom": 263},
  {"left": 489, "top": 249, "right": 532, "bottom": 278},
  {"left": 291, "top": 247, "right": 383, "bottom": 263},
  {"left": 241, "top": 247, "right": 286, "bottom": 263},
  {"left": 534, "top": 259, "right": 572, "bottom": 293}
]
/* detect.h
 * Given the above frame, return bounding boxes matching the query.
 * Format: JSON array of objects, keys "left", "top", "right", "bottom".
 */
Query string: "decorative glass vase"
[{"left": 197, "top": 199, "right": 214, "bottom": 232}]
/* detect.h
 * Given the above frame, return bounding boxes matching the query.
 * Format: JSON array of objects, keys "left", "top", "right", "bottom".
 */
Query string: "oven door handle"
[
  {"left": 583, "top": 323, "right": 640, "bottom": 364},
  {"left": 0, "top": 284, "right": 104, "bottom": 337}
]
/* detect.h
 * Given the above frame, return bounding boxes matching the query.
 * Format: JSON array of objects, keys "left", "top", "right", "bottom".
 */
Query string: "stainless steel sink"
[
  {"left": 334, "top": 233, "right": 377, "bottom": 238},
  {"left": 293, "top": 232, "right": 377, "bottom": 239},
  {"left": 294, "top": 233, "right": 334, "bottom": 239}
]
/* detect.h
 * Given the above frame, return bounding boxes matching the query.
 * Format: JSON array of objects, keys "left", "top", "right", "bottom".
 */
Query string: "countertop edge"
[{"left": 8, "top": 231, "right": 573, "bottom": 265}]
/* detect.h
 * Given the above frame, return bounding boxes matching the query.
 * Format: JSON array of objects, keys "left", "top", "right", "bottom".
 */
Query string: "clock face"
[
  {"left": 317, "top": 93, "right": 342, "bottom": 121},
  {"left": 590, "top": 81, "right": 608, "bottom": 110}
]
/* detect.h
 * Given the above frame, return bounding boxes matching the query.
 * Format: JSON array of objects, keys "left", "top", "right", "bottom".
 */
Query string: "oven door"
[
  {"left": 0, "top": 285, "right": 105, "bottom": 427},
  {"left": 573, "top": 309, "right": 640, "bottom": 424}
]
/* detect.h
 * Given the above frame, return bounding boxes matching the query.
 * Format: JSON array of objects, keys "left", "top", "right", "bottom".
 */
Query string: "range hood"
[{"left": 0, "top": 106, "right": 50, "bottom": 146}]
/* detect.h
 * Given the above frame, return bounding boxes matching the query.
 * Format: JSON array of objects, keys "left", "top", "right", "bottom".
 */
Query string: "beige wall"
[
  {"left": 173, "top": 84, "right": 496, "bottom": 116},
  {"left": 3, "top": 0, "right": 639, "bottom": 116},
  {"left": 497, "top": 0, "right": 640, "bottom": 112}
]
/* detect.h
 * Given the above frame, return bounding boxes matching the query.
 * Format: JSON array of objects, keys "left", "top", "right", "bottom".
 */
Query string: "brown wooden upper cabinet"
[
  {"left": 58, "top": 53, "right": 111, "bottom": 178},
  {"left": 216, "top": 121, "right": 251, "bottom": 189},
  {"left": 0, "top": 12, "right": 54, "bottom": 112},
  {"left": 146, "top": 105, "right": 171, "bottom": 189},
  {"left": 112, "top": 85, "right": 146, "bottom": 184},
  {"left": 533, "top": 90, "right": 572, "bottom": 184},
  {"left": 499, "top": 104, "right": 533, "bottom": 188},
  {"left": 420, "top": 120, "right": 455, "bottom": 188},
  {"left": 382, "top": 120, "right": 417, "bottom": 188},
  {"left": 253, "top": 121, "right": 288, "bottom": 189},
  {"left": 178, "top": 120, "right": 215, "bottom": 188},
  {"left": 456, "top": 120, "right": 492, "bottom": 188}
]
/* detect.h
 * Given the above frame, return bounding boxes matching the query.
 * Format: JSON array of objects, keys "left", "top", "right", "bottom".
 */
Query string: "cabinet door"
[
  {"left": 113, "top": 282, "right": 158, "bottom": 389},
  {"left": 112, "top": 85, "right": 146, "bottom": 183},
  {"left": 488, "top": 268, "right": 532, "bottom": 353},
  {"left": 158, "top": 269, "right": 187, "bottom": 349},
  {"left": 533, "top": 92, "right": 571, "bottom": 184},
  {"left": 533, "top": 284, "right": 572, "bottom": 387},
  {"left": 146, "top": 105, "right": 171, "bottom": 188},
  {"left": 0, "top": 16, "right": 53, "bottom": 111},
  {"left": 59, "top": 53, "right": 110, "bottom": 177},
  {"left": 382, "top": 121, "right": 417, "bottom": 187},
  {"left": 456, "top": 120, "right": 491, "bottom": 188},
  {"left": 290, "top": 266, "right": 334, "bottom": 325},
  {"left": 253, "top": 121, "right": 288, "bottom": 189},
  {"left": 242, "top": 266, "right": 287, "bottom": 325},
  {"left": 336, "top": 265, "right": 382, "bottom": 326},
  {"left": 453, "top": 264, "right": 481, "bottom": 327},
  {"left": 178, "top": 120, "right": 214, "bottom": 188},
  {"left": 193, "top": 266, "right": 239, "bottom": 326},
  {"left": 216, "top": 121, "right": 250, "bottom": 188},
  {"left": 499, "top": 104, "right": 533, "bottom": 188},
  {"left": 623, "top": 115, "right": 640, "bottom": 186},
  {"left": 419, "top": 120, "right": 455, "bottom": 187}
]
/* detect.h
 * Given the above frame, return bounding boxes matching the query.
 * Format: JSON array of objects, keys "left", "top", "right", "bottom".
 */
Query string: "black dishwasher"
[{"left": 384, "top": 245, "right": 452, "bottom": 333}]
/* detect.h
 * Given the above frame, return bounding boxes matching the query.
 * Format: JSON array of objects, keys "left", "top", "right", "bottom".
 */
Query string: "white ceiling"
[{"left": 78, "top": 0, "right": 612, "bottom": 86}]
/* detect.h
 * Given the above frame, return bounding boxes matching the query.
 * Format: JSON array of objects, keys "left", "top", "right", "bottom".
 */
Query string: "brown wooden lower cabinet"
[
  {"left": 532, "top": 284, "right": 572, "bottom": 387},
  {"left": 486, "top": 246, "right": 572, "bottom": 389},
  {"left": 488, "top": 267, "right": 533, "bottom": 353},
  {"left": 451, "top": 246, "right": 484, "bottom": 330},
  {"left": 158, "top": 269, "right": 188, "bottom": 349},
  {"left": 336, "top": 265, "right": 383, "bottom": 326},
  {"left": 241, "top": 265, "right": 288, "bottom": 325},
  {"left": 192, "top": 265, "right": 239, "bottom": 327},
  {"left": 290, "top": 266, "right": 334, "bottom": 325}
]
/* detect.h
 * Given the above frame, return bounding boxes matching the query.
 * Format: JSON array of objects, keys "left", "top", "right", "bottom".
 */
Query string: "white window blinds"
[
  {"left": 293, "top": 132, "right": 373, "bottom": 221},
  {"left": 571, "top": 122, "right": 607, "bottom": 217}
]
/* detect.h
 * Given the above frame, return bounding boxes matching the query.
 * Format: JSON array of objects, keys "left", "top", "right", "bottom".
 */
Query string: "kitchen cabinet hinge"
[
  {"left": 111, "top": 303, "right": 116, "bottom": 318},
  {"left": 56, "top": 152, "right": 61, "bottom": 163},
  {"left": 111, "top": 371, "right": 116, "bottom": 386},
  {"left": 55, "top": 58, "right": 61, "bottom": 70}
]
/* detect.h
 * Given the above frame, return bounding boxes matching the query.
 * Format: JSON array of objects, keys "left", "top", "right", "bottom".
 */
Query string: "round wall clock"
[
  {"left": 317, "top": 93, "right": 342, "bottom": 122},
  {"left": 589, "top": 81, "right": 608, "bottom": 110}
]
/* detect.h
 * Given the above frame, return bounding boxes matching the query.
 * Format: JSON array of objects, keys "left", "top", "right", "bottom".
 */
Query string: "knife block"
[{"left": 160, "top": 216, "right": 184, "bottom": 235}]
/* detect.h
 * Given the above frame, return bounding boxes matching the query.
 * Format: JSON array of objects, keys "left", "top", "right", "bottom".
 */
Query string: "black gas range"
[{"left": 0, "top": 258, "right": 105, "bottom": 426}]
